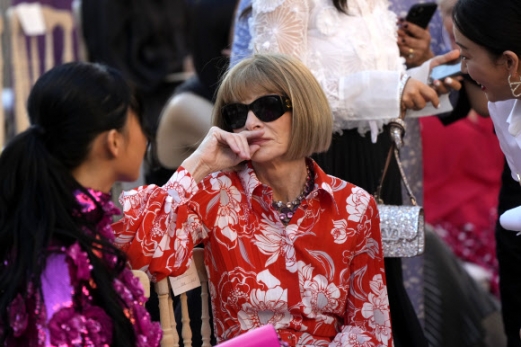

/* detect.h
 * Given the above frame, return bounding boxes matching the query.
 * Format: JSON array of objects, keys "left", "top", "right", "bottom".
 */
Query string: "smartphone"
[
  {"left": 430, "top": 62, "right": 462, "bottom": 81},
  {"left": 405, "top": 3, "right": 438, "bottom": 29}
]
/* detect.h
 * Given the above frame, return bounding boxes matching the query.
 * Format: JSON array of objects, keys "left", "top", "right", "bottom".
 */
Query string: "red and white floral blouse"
[{"left": 113, "top": 159, "right": 392, "bottom": 347}]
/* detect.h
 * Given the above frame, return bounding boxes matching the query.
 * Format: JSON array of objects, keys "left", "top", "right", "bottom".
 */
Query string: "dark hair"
[
  {"left": 188, "top": 0, "right": 236, "bottom": 97},
  {"left": 453, "top": 0, "right": 521, "bottom": 57},
  {"left": 333, "top": 0, "right": 348, "bottom": 13},
  {"left": 0, "top": 62, "right": 143, "bottom": 346}
]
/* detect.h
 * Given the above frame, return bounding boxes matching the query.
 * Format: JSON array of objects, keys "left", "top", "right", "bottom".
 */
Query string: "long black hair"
[
  {"left": 453, "top": 0, "right": 521, "bottom": 57},
  {"left": 0, "top": 62, "right": 145, "bottom": 346}
]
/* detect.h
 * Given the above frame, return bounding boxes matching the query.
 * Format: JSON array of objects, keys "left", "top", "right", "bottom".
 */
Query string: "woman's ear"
[
  {"left": 502, "top": 50, "right": 521, "bottom": 75},
  {"left": 106, "top": 129, "right": 122, "bottom": 158}
]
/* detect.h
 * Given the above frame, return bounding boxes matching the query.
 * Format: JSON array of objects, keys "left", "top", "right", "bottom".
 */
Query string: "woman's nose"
[{"left": 244, "top": 110, "right": 263, "bottom": 130}]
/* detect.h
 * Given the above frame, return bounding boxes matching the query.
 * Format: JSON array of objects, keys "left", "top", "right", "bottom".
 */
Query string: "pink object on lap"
[{"left": 216, "top": 325, "right": 282, "bottom": 347}]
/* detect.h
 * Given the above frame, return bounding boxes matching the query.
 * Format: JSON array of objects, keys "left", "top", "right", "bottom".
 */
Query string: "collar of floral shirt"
[{"left": 238, "top": 158, "right": 340, "bottom": 215}]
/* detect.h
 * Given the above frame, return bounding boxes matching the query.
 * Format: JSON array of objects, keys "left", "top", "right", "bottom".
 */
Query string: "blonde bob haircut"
[{"left": 213, "top": 53, "right": 332, "bottom": 160}]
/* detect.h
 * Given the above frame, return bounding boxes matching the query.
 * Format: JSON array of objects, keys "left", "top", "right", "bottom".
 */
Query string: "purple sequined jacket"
[{"left": 3, "top": 189, "right": 161, "bottom": 346}]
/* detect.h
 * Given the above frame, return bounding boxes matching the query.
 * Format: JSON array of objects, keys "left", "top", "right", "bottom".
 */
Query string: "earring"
[{"left": 509, "top": 74, "right": 521, "bottom": 97}]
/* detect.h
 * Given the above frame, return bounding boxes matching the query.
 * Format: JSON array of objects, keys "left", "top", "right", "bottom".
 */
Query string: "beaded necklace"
[{"left": 272, "top": 165, "right": 314, "bottom": 225}]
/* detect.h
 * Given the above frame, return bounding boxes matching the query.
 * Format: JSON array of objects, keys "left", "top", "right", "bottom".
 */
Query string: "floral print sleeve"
[
  {"left": 113, "top": 161, "right": 392, "bottom": 346},
  {"left": 329, "top": 193, "right": 392, "bottom": 347},
  {"left": 113, "top": 168, "right": 203, "bottom": 282}
]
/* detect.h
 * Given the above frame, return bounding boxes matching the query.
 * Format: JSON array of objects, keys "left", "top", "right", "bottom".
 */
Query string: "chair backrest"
[
  {"left": 7, "top": 5, "right": 75, "bottom": 134},
  {"left": 156, "top": 247, "right": 212, "bottom": 347},
  {"left": 71, "top": 0, "right": 88, "bottom": 62}
]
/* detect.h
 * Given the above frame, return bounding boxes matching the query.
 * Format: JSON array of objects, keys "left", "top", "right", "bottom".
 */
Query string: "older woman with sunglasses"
[{"left": 113, "top": 53, "right": 392, "bottom": 346}]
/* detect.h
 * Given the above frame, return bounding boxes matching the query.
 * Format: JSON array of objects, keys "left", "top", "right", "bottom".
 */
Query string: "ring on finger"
[{"left": 408, "top": 48, "right": 415, "bottom": 59}]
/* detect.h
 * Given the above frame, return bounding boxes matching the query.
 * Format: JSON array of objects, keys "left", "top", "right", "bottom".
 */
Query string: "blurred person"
[
  {"left": 81, "top": 0, "right": 191, "bottom": 140},
  {"left": 0, "top": 62, "right": 161, "bottom": 346},
  {"left": 151, "top": 0, "right": 238, "bottom": 186},
  {"left": 453, "top": 0, "right": 521, "bottom": 345},
  {"left": 422, "top": 0, "right": 501, "bottom": 295},
  {"left": 401, "top": 0, "right": 508, "bottom": 346},
  {"left": 395, "top": 2, "right": 506, "bottom": 346},
  {"left": 114, "top": 53, "right": 393, "bottom": 346}
]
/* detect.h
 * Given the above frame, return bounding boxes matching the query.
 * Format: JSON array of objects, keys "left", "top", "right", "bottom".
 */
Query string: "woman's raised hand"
[
  {"left": 397, "top": 20, "right": 434, "bottom": 68},
  {"left": 181, "top": 126, "right": 265, "bottom": 183}
]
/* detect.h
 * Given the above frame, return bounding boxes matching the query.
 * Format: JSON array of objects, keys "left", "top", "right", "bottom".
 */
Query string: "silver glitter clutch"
[
  {"left": 375, "top": 118, "right": 425, "bottom": 258},
  {"left": 378, "top": 204, "right": 425, "bottom": 257}
]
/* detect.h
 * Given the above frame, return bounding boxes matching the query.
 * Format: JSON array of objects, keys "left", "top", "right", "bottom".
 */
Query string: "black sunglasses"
[{"left": 221, "top": 95, "right": 292, "bottom": 130}]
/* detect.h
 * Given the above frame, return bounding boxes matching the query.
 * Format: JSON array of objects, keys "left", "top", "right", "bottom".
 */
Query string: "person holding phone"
[
  {"left": 396, "top": 1, "right": 452, "bottom": 68},
  {"left": 397, "top": 2, "right": 441, "bottom": 68},
  {"left": 453, "top": 0, "right": 521, "bottom": 345}
]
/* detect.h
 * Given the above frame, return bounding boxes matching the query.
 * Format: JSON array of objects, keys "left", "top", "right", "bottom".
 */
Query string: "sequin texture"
[{"left": 3, "top": 188, "right": 162, "bottom": 346}]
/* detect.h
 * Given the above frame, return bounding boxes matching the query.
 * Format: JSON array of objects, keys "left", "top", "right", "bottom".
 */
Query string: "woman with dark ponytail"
[{"left": 0, "top": 62, "right": 161, "bottom": 346}]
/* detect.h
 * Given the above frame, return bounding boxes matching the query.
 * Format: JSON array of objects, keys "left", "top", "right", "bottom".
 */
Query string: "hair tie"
[{"left": 29, "top": 124, "right": 46, "bottom": 136}]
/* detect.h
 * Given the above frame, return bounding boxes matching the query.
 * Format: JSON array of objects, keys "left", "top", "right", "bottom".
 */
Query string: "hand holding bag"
[{"left": 375, "top": 117, "right": 425, "bottom": 258}]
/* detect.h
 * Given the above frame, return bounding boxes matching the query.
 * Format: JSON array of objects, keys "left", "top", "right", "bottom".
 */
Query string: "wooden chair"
[
  {"left": 7, "top": 5, "right": 75, "bottom": 134},
  {"left": 156, "top": 248, "right": 212, "bottom": 347},
  {"left": 71, "top": 0, "right": 88, "bottom": 61}
]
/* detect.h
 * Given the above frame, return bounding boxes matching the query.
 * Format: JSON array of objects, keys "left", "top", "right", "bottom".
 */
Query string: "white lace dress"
[{"left": 251, "top": 0, "right": 451, "bottom": 140}]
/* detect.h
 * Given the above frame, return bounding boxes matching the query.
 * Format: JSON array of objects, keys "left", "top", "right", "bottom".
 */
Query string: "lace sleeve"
[{"left": 251, "top": 0, "right": 309, "bottom": 61}]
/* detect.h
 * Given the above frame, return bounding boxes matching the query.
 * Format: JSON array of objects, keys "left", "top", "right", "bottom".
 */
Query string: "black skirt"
[{"left": 312, "top": 126, "right": 402, "bottom": 204}]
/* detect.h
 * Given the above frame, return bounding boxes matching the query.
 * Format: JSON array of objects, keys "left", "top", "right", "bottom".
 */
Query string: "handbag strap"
[{"left": 374, "top": 117, "right": 418, "bottom": 206}]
